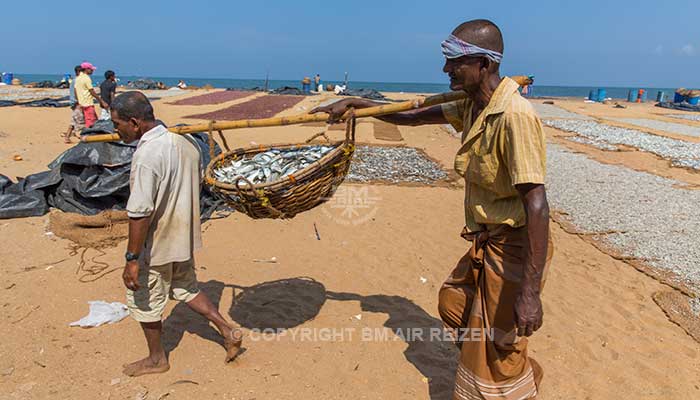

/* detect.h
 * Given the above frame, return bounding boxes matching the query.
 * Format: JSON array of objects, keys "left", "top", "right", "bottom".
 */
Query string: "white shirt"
[{"left": 126, "top": 125, "right": 202, "bottom": 265}]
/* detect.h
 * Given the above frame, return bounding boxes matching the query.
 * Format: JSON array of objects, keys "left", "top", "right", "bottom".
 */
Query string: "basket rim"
[{"left": 205, "top": 140, "right": 353, "bottom": 192}]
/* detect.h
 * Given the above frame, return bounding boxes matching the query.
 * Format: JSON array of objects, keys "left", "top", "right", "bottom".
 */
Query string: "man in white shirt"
[{"left": 111, "top": 91, "right": 242, "bottom": 377}]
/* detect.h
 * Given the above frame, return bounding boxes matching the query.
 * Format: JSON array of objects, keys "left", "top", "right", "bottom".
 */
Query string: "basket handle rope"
[
  {"left": 207, "top": 120, "right": 217, "bottom": 162},
  {"left": 217, "top": 129, "right": 230, "bottom": 152},
  {"left": 205, "top": 120, "right": 232, "bottom": 158},
  {"left": 304, "top": 131, "right": 332, "bottom": 144},
  {"left": 345, "top": 108, "right": 356, "bottom": 143}
]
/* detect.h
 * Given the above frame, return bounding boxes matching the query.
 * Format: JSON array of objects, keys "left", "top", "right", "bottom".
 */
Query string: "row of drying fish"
[{"left": 213, "top": 145, "right": 336, "bottom": 186}]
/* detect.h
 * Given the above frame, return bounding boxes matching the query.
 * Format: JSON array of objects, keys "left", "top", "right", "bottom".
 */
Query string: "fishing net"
[{"left": 48, "top": 209, "right": 128, "bottom": 250}]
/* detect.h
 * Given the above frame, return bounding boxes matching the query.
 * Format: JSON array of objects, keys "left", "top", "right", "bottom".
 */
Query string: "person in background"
[
  {"left": 520, "top": 75, "right": 534, "bottom": 97},
  {"left": 314, "top": 74, "right": 321, "bottom": 91},
  {"left": 333, "top": 84, "right": 346, "bottom": 95},
  {"left": 74, "top": 61, "right": 108, "bottom": 129},
  {"left": 61, "top": 65, "right": 84, "bottom": 143},
  {"left": 177, "top": 80, "right": 187, "bottom": 89},
  {"left": 99, "top": 70, "right": 117, "bottom": 120}
]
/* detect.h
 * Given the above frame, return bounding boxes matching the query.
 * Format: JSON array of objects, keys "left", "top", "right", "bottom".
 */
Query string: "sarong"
[{"left": 438, "top": 225, "right": 553, "bottom": 400}]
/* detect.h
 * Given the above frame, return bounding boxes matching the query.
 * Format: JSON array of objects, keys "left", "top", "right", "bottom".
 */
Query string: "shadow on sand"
[{"left": 162, "top": 277, "right": 457, "bottom": 400}]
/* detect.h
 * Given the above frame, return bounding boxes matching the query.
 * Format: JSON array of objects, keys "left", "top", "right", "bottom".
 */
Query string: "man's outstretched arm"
[{"left": 310, "top": 98, "right": 448, "bottom": 126}]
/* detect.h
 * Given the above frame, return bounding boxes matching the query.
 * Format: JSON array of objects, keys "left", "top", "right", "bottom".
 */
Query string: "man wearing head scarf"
[{"left": 312, "top": 19, "right": 551, "bottom": 399}]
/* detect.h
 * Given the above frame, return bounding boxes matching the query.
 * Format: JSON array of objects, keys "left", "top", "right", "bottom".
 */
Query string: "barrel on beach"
[
  {"left": 1, "top": 73, "right": 13, "bottom": 85},
  {"left": 588, "top": 89, "right": 597, "bottom": 101},
  {"left": 302, "top": 77, "right": 311, "bottom": 94},
  {"left": 688, "top": 90, "right": 700, "bottom": 105},
  {"left": 628, "top": 90, "right": 638, "bottom": 102},
  {"left": 596, "top": 88, "right": 607, "bottom": 102},
  {"left": 635, "top": 89, "right": 645, "bottom": 103},
  {"left": 656, "top": 91, "right": 666, "bottom": 102},
  {"left": 674, "top": 91, "right": 685, "bottom": 103}
]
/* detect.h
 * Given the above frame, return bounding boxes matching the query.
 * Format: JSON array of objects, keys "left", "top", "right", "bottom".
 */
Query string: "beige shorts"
[
  {"left": 126, "top": 258, "right": 200, "bottom": 323},
  {"left": 70, "top": 106, "right": 85, "bottom": 130}
]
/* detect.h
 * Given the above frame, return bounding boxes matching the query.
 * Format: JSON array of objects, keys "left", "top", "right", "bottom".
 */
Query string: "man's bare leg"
[
  {"left": 186, "top": 292, "right": 243, "bottom": 363},
  {"left": 62, "top": 126, "right": 74, "bottom": 143},
  {"left": 122, "top": 321, "right": 170, "bottom": 376}
]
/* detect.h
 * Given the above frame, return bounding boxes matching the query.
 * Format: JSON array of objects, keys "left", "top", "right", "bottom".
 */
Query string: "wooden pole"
[{"left": 81, "top": 90, "right": 468, "bottom": 143}]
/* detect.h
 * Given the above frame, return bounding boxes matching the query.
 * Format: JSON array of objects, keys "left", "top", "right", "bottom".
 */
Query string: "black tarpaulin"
[{"left": 0, "top": 121, "right": 226, "bottom": 220}]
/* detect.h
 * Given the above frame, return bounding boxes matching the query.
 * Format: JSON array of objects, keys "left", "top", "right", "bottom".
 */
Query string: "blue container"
[
  {"left": 302, "top": 82, "right": 310, "bottom": 94},
  {"left": 640, "top": 90, "right": 648, "bottom": 103},
  {"left": 674, "top": 92, "right": 685, "bottom": 103},
  {"left": 627, "top": 90, "right": 638, "bottom": 102},
  {"left": 1, "top": 72, "right": 13, "bottom": 85},
  {"left": 689, "top": 96, "right": 700, "bottom": 105},
  {"left": 597, "top": 88, "right": 607, "bottom": 102},
  {"left": 588, "top": 89, "right": 597, "bottom": 100},
  {"left": 656, "top": 91, "right": 666, "bottom": 102}
]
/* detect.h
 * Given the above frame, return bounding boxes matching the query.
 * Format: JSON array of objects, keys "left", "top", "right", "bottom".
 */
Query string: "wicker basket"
[{"left": 204, "top": 116, "right": 357, "bottom": 219}]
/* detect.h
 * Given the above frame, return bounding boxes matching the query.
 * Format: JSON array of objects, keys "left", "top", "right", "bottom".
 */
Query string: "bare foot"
[
  {"left": 223, "top": 328, "right": 243, "bottom": 363},
  {"left": 122, "top": 356, "right": 170, "bottom": 377}
]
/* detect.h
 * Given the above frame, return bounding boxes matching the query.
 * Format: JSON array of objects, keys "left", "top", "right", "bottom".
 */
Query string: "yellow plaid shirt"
[{"left": 442, "top": 77, "right": 546, "bottom": 233}]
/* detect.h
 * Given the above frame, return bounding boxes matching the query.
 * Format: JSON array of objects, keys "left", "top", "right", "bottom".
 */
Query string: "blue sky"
[{"left": 2, "top": 0, "right": 699, "bottom": 87}]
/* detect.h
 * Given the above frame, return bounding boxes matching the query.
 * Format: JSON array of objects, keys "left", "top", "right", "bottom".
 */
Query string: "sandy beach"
[{"left": 1, "top": 88, "right": 699, "bottom": 399}]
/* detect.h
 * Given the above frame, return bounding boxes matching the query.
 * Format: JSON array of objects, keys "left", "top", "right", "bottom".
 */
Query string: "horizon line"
[{"left": 9, "top": 72, "right": 685, "bottom": 90}]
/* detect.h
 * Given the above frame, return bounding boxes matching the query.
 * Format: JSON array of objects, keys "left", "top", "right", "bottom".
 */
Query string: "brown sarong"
[{"left": 438, "top": 225, "right": 553, "bottom": 400}]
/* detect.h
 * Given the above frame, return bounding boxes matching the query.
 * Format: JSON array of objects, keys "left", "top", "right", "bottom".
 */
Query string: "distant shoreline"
[{"left": 6, "top": 73, "right": 681, "bottom": 99}]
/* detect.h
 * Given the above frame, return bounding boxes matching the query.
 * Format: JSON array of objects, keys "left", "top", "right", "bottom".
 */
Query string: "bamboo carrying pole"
[
  {"left": 81, "top": 75, "right": 532, "bottom": 143},
  {"left": 80, "top": 91, "right": 468, "bottom": 143}
]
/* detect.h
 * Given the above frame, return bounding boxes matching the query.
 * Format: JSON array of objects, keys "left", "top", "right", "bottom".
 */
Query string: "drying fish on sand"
[{"left": 212, "top": 145, "right": 336, "bottom": 186}]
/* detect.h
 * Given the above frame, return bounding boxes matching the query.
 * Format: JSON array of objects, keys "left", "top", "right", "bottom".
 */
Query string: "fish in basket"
[{"left": 204, "top": 118, "right": 356, "bottom": 219}]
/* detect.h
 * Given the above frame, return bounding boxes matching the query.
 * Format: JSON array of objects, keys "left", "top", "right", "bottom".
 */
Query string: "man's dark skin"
[
  {"left": 112, "top": 92, "right": 241, "bottom": 377},
  {"left": 311, "top": 21, "right": 549, "bottom": 338},
  {"left": 104, "top": 72, "right": 117, "bottom": 106}
]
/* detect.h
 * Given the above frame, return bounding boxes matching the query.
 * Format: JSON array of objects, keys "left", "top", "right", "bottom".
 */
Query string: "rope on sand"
[{"left": 70, "top": 244, "right": 120, "bottom": 283}]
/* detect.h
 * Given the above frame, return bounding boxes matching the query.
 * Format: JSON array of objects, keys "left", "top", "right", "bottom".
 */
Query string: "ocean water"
[{"left": 10, "top": 73, "right": 679, "bottom": 100}]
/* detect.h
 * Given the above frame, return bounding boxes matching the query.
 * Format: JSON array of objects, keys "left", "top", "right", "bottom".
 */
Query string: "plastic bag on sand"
[{"left": 70, "top": 301, "right": 129, "bottom": 328}]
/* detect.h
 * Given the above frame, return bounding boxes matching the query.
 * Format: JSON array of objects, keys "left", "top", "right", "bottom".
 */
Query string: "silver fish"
[{"left": 213, "top": 145, "right": 336, "bottom": 185}]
